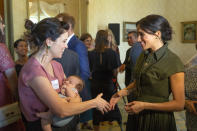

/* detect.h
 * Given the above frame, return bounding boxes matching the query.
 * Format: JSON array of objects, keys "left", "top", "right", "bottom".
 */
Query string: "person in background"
[
  {"left": 56, "top": 13, "right": 91, "bottom": 130},
  {"left": 185, "top": 65, "right": 197, "bottom": 131},
  {"left": 89, "top": 30, "right": 122, "bottom": 131},
  {"left": 128, "top": 31, "right": 143, "bottom": 83},
  {"left": 106, "top": 29, "right": 120, "bottom": 55},
  {"left": 105, "top": 29, "right": 122, "bottom": 125},
  {"left": 0, "top": 14, "right": 25, "bottom": 131},
  {"left": 119, "top": 31, "right": 136, "bottom": 87},
  {"left": 56, "top": 13, "right": 90, "bottom": 82},
  {"left": 110, "top": 14, "right": 185, "bottom": 131},
  {"left": 127, "top": 31, "right": 143, "bottom": 103},
  {"left": 14, "top": 39, "right": 28, "bottom": 76},
  {"left": 54, "top": 48, "right": 80, "bottom": 77},
  {"left": 106, "top": 28, "right": 121, "bottom": 80},
  {"left": 80, "top": 33, "right": 94, "bottom": 51},
  {"left": 79, "top": 33, "right": 94, "bottom": 130},
  {"left": 18, "top": 18, "right": 110, "bottom": 131}
]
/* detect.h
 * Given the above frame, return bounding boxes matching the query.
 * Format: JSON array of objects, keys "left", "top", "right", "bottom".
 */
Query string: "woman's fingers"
[
  {"left": 109, "top": 96, "right": 120, "bottom": 110},
  {"left": 124, "top": 101, "right": 143, "bottom": 114},
  {"left": 96, "top": 95, "right": 111, "bottom": 114},
  {"left": 126, "top": 101, "right": 135, "bottom": 106},
  {"left": 101, "top": 99, "right": 110, "bottom": 111}
]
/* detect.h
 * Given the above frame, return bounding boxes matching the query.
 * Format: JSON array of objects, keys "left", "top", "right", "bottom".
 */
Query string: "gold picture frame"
[
  {"left": 181, "top": 21, "right": 197, "bottom": 43},
  {"left": 123, "top": 22, "right": 136, "bottom": 42}
]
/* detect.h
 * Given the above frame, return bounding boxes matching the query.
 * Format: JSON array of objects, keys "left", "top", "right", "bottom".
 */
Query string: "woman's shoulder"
[
  {"left": 20, "top": 57, "right": 47, "bottom": 82},
  {"left": 164, "top": 49, "right": 184, "bottom": 73},
  {"left": 167, "top": 49, "right": 183, "bottom": 65},
  {"left": 22, "top": 57, "right": 43, "bottom": 74}
]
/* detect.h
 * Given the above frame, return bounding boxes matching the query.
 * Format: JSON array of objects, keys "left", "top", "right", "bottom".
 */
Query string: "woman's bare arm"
[{"left": 29, "top": 76, "right": 110, "bottom": 118}]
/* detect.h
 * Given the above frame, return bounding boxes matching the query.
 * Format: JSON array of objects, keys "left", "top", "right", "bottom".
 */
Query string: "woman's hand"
[
  {"left": 94, "top": 93, "right": 111, "bottom": 114},
  {"left": 125, "top": 101, "right": 146, "bottom": 114},
  {"left": 185, "top": 100, "right": 197, "bottom": 115},
  {"left": 110, "top": 89, "right": 128, "bottom": 110}
]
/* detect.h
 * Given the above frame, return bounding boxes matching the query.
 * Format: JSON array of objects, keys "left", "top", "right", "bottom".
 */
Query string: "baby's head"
[{"left": 66, "top": 75, "right": 84, "bottom": 92}]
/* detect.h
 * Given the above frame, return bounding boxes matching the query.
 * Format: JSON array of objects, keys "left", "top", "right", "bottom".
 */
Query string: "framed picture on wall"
[
  {"left": 181, "top": 21, "right": 197, "bottom": 43},
  {"left": 123, "top": 22, "right": 136, "bottom": 42}
]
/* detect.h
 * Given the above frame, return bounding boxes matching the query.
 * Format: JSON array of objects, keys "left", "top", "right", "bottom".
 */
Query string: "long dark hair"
[
  {"left": 136, "top": 14, "right": 172, "bottom": 44},
  {"left": 95, "top": 30, "right": 109, "bottom": 52}
]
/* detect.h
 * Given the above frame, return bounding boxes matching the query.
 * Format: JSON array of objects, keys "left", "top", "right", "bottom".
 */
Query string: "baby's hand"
[
  {"left": 61, "top": 85, "right": 67, "bottom": 95},
  {"left": 61, "top": 82, "right": 77, "bottom": 97},
  {"left": 62, "top": 78, "right": 67, "bottom": 85}
]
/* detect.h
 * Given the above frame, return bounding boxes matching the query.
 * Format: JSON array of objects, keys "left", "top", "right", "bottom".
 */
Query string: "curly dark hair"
[
  {"left": 24, "top": 17, "right": 69, "bottom": 47},
  {"left": 13, "top": 39, "right": 26, "bottom": 48}
]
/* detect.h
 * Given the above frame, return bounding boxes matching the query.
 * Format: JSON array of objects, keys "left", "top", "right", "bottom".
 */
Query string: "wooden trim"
[{"left": 0, "top": 0, "right": 4, "bottom": 18}]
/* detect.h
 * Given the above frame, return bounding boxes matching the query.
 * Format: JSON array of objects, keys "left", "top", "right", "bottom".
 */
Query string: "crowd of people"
[{"left": 0, "top": 11, "right": 197, "bottom": 131}]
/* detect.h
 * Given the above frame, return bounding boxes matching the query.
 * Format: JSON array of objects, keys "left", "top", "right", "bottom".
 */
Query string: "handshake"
[{"left": 93, "top": 91, "right": 123, "bottom": 114}]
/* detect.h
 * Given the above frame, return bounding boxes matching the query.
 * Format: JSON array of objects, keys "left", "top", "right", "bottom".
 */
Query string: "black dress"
[{"left": 88, "top": 48, "right": 122, "bottom": 125}]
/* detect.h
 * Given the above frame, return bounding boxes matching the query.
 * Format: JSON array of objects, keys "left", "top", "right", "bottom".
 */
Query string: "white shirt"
[{"left": 67, "top": 33, "right": 75, "bottom": 44}]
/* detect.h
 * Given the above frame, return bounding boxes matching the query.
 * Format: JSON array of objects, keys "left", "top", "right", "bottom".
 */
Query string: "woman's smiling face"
[{"left": 137, "top": 28, "right": 156, "bottom": 51}]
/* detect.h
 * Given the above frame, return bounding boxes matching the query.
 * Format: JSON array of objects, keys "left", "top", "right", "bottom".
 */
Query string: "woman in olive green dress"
[{"left": 110, "top": 15, "right": 185, "bottom": 131}]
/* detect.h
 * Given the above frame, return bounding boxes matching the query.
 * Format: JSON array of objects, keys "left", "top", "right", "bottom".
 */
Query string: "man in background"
[
  {"left": 56, "top": 13, "right": 91, "bottom": 130},
  {"left": 119, "top": 31, "right": 136, "bottom": 86},
  {"left": 119, "top": 31, "right": 142, "bottom": 102}
]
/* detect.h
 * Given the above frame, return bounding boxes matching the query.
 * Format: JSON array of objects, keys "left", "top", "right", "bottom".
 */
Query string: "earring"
[{"left": 46, "top": 46, "right": 50, "bottom": 54}]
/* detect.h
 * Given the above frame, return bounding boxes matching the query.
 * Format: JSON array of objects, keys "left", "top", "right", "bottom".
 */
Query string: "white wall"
[
  {"left": 165, "top": 0, "right": 197, "bottom": 64},
  {"left": 12, "top": 0, "right": 27, "bottom": 41}
]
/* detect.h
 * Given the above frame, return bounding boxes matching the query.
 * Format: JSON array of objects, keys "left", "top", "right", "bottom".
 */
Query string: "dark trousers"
[{"left": 25, "top": 115, "right": 79, "bottom": 131}]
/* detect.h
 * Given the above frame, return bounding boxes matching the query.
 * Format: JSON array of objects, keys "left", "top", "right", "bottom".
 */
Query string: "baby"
[
  {"left": 60, "top": 75, "right": 83, "bottom": 97},
  {"left": 41, "top": 75, "right": 84, "bottom": 131}
]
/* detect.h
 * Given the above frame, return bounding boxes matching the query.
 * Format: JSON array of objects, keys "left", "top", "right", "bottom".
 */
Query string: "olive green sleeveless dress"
[{"left": 126, "top": 44, "right": 184, "bottom": 131}]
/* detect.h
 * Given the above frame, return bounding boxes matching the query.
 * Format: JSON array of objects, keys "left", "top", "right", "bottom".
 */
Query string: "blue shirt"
[{"left": 129, "top": 42, "right": 143, "bottom": 82}]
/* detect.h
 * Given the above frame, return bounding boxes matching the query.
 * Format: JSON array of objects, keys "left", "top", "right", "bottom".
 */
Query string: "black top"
[
  {"left": 88, "top": 48, "right": 121, "bottom": 81},
  {"left": 15, "top": 64, "right": 23, "bottom": 76},
  {"left": 123, "top": 47, "right": 131, "bottom": 69}
]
